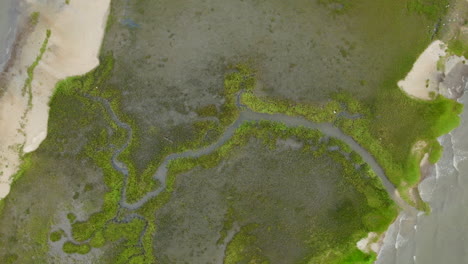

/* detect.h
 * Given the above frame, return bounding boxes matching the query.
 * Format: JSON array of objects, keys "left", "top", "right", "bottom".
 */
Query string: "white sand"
[
  {"left": 357, "top": 232, "right": 380, "bottom": 254},
  {"left": 398, "top": 40, "right": 447, "bottom": 100},
  {"left": 0, "top": 0, "right": 110, "bottom": 198}
]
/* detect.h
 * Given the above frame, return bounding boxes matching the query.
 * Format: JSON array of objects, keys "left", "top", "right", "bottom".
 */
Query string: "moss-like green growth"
[
  {"left": 428, "top": 140, "right": 443, "bottom": 164},
  {"left": 89, "top": 230, "right": 106, "bottom": 248},
  {"left": 49, "top": 230, "right": 63, "bottom": 242},
  {"left": 45, "top": 56, "right": 125, "bottom": 246},
  {"left": 322, "top": 247, "right": 377, "bottom": 264},
  {"left": 407, "top": 0, "right": 449, "bottom": 21},
  {"left": 44, "top": 55, "right": 155, "bottom": 262},
  {"left": 219, "top": 64, "right": 256, "bottom": 125},
  {"left": 242, "top": 91, "right": 341, "bottom": 123},
  {"left": 448, "top": 39, "right": 468, "bottom": 58},
  {"left": 224, "top": 224, "right": 269, "bottom": 264},
  {"left": 29, "top": 12, "right": 40, "bottom": 26},
  {"left": 22, "top": 29, "right": 51, "bottom": 108},
  {"left": 195, "top": 104, "right": 218, "bottom": 117},
  {"left": 84, "top": 183, "right": 94, "bottom": 192},
  {"left": 103, "top": 218, "right": 145, "bottom": 243},
  {"left": 67, "top": 213, "right": 77, "bottom": 223},
  {"left": 0, "top": 199, "right": 4, "bottom": 217},
  {"left": 62, "top": 242, "right": 91, "bottom": 254},
  {"left": 10, "top": 154, "right": 32, "bottom": 184},
  {"left": 217, "top": 206, "right": 235, "bottom": 245},
  {"left": 1, "top": 254, "right": 19, "bottom": 264}
]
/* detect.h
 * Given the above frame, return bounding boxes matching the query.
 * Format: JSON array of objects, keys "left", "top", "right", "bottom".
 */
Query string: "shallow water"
[
  {"left": 120, "top": 109, "right": 410, "bottom": 210},
  {"left": 0, "top": 0, "right": 18, "bottom": 72},
  {"left": 90, "top": 90, "right": 409, "bottom": 211},
  {"left": 377, "top": 88, "right": 468, "bottom": 263}
]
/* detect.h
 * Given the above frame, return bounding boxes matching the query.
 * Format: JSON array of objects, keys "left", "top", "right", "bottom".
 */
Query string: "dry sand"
[
  {"left": 0, "top": 0, "right": 110, "bottom": 198},
  {"left": 357, "top": 232, "right": 380, "bottom": 254},
  {"left": 398, "top": 40, "right": 447, "bottom": 100}
]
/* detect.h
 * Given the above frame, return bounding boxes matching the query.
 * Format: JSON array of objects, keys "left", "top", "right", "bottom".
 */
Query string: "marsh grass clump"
[
  {"left": 22, "top": 29, "right": 51, "bottom": 108},
  {"left": 224, "top": 224, "right": 268, "bottom": 264},
  {"left": 49, "top": 230, "right": 64, "bottom": 242},
  {"left": 1, "top": 254, "right": 18, "bottom": 264},
  {"left": 10, "top": 154, "right": 32, "bottom": 184},
  {"left": 407, "top": 0, "right": 450, "bottom": 21},
  {"left": 29, "top": 12, "right": 40, "bottom": 26},
  {"left": 241, "top": 92, "right": 341, "bottom": 123},
  {"left": 195, "top": 104, "right": 218, "bottom": 117},
  {"left": 62, "top": 242, "right": 91, "bottom": 254},
  {"left": 67, "top": 213, "right": 77, "bottom": 223},
  {"left": 448, "top": 38, "right": 468, "bottom": 58}
]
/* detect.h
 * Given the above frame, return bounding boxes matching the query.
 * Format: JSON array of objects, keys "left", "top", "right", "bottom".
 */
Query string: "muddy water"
[
  {"left": 0, "top": 0, "right": 18, "bottom": 72},
  {"left": 377, "top": 85, "right": 468, "bottom": 263}
]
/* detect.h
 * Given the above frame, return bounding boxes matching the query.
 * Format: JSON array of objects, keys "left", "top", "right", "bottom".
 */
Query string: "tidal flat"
[{"left": 0, "top": 0, "right": 465, "bottom": 263}]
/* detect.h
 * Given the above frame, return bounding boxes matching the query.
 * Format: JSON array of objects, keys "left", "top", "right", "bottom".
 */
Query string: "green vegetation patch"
[
  {"left": 1, "top": 254, "right": 19, "bottom": 264},
  {"left": 448, "top": 38, "right": 468, "bottom": 58},
  {"left": 49, "top": 230, "right": 64, "bottom": 242},
  {"left": 407, "top": 0, "right": 450, "bottom": 21},
  {"left": 29, "top": 12, "right": 40, "bottom": 26},
  {"left": 62, "top": 242, "right": 91, "bottom": 254},
  {"left": 153, "top": 121, "right": 397, "bottom": 263},
  {"left": 67, "top": 213, "right": 77, "bottom": 223},
  {"left": 22, "top": 29, "right": 51, "bottom": 109},
  {"left": 224, "top": 224, "right": 268, "bottom": 264},
  {"left": 242, "top": 85, "right": 462, "bottom": 208}
]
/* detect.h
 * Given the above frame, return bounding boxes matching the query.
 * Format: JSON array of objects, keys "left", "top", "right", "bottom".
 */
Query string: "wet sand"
[{"left": 397, "top": 40, "right": 446, "bottom": 100}]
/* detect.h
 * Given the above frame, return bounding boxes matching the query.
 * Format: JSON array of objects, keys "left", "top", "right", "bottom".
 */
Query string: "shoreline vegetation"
[
  {"left": 40, "top": 50, "right": 462, "bottom": 262},
  {"left": 1, "top": 0, "right": 467, "bottom": 263},
  {"left": 31, "top": 60, "right": 397, "bottom": 263},
  {"left": 241, "top": 78, "right": 463, "bottom": 211},
  {"left": 0, "top": 0, "right": 111, "bottom": 199}
]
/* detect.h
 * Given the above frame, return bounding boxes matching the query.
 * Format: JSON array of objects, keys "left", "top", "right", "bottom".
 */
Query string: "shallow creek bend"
[{"left": 86, "top": 93, "right": 413, "bottom": 214}]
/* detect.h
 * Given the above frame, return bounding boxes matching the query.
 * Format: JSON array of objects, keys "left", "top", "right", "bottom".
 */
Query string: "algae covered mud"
[
  {"left": 0, "top": 0, "right": 468, "bottom": 263},
  {"left": 0, "top": 0, "right": 18, "bottom": 72}
]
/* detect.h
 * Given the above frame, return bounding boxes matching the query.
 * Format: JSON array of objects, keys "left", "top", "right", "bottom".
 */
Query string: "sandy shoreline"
[
  {"left": 398, "top": 40, "right": 447, "bottom": 100},
  {"left": 0, "top": 0, "right": 111, "bottom": 199},
  {"left": 377, "top": 34, "right": 468, "bottom": 261}
]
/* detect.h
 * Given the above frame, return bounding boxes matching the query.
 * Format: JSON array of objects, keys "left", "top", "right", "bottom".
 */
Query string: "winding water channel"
[{"left": 87, "top": 93, "right": 413, "bottom": 214}]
